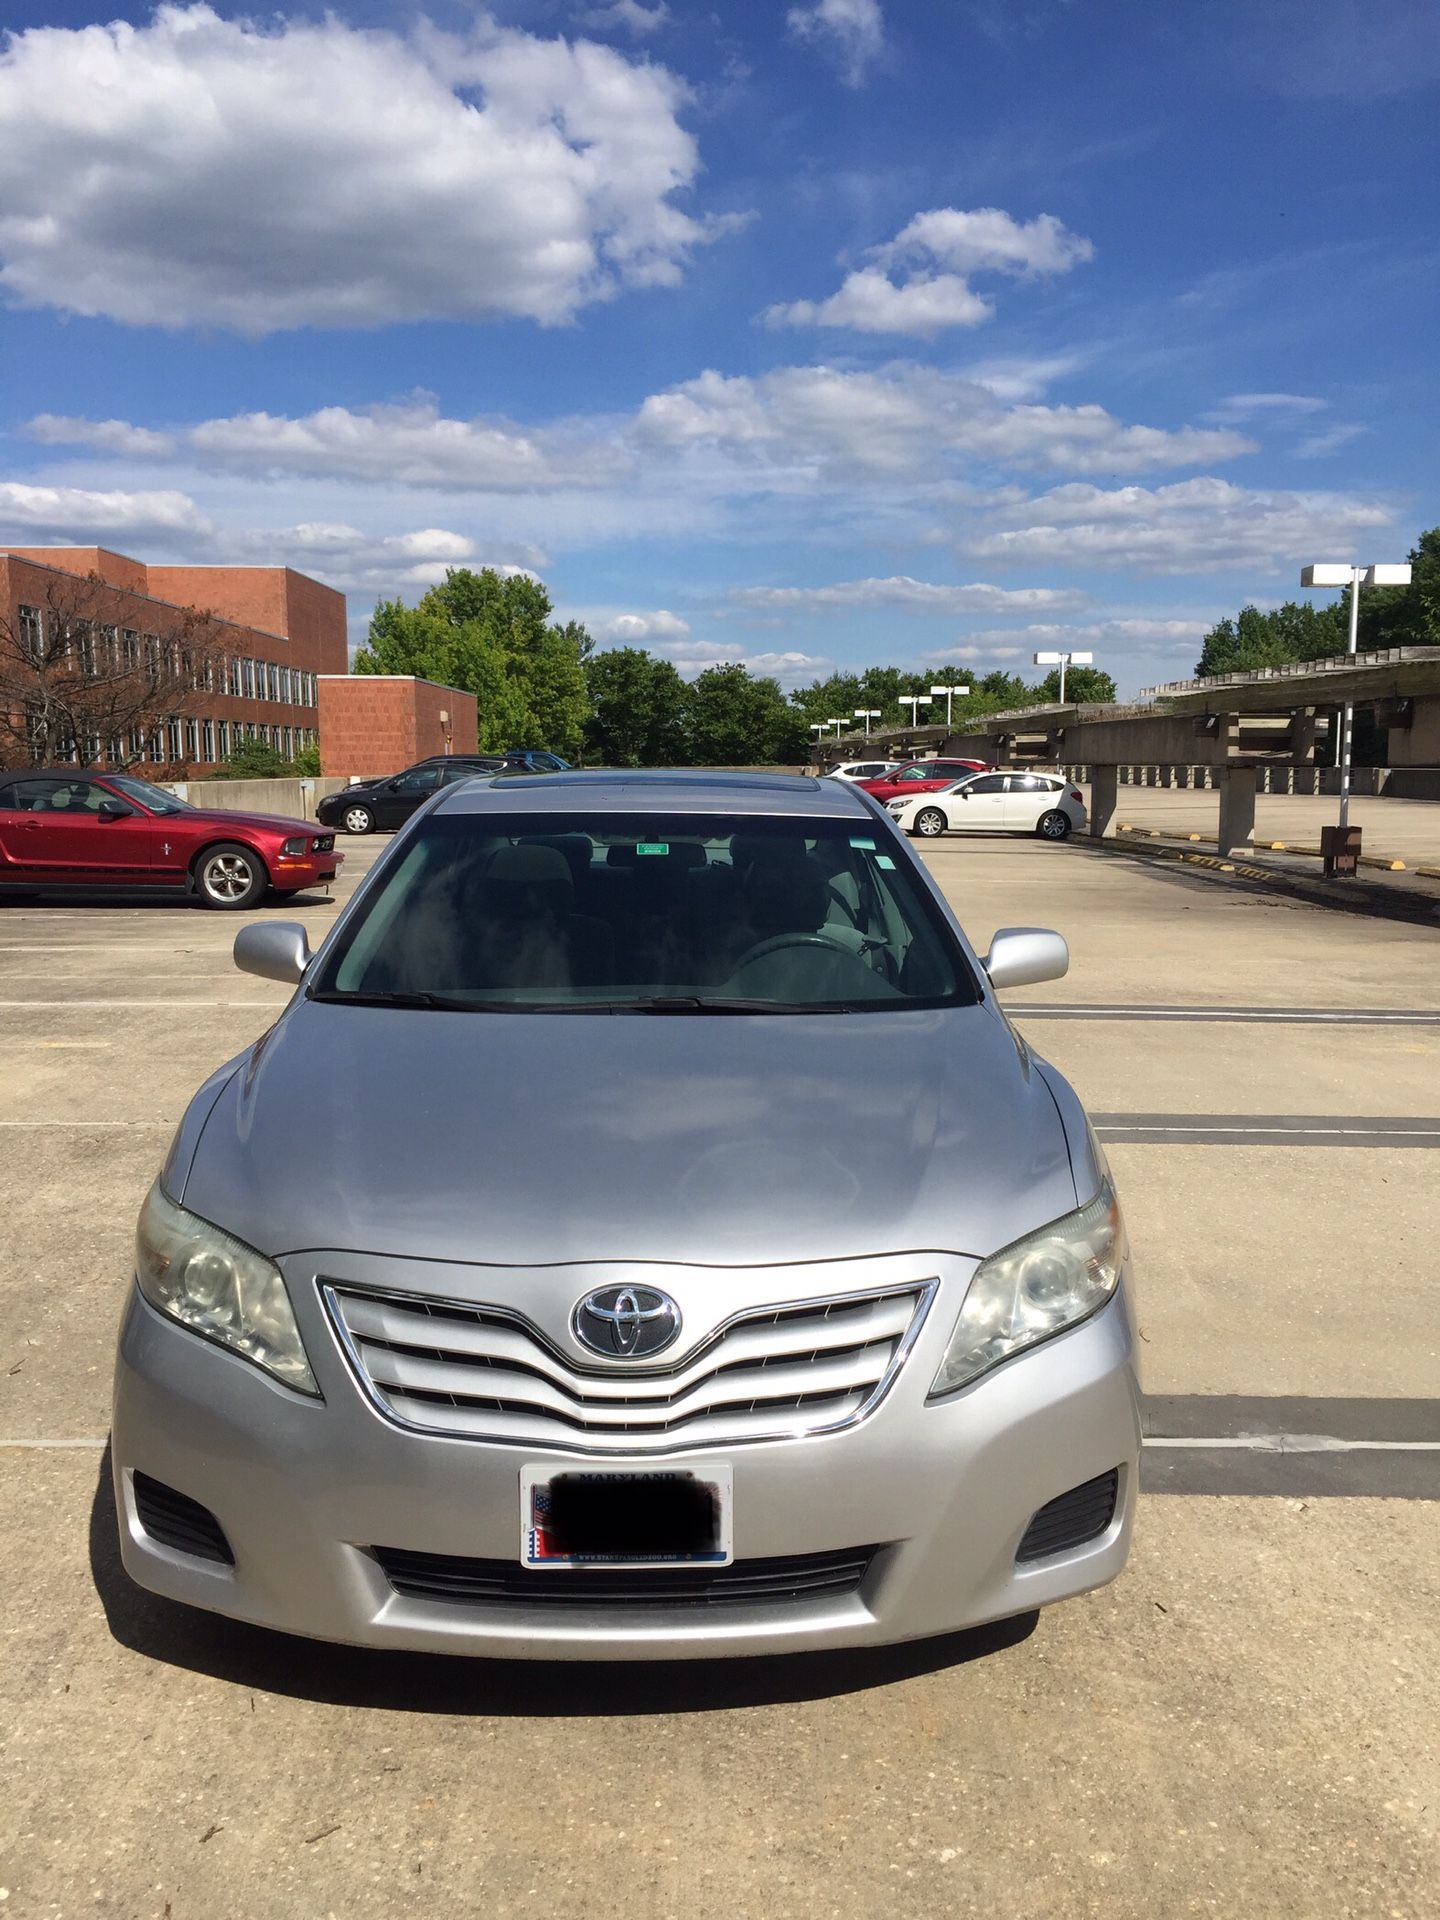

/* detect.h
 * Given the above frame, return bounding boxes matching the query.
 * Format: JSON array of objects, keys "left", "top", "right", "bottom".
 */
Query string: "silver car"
[{"left": 113, "top": 771, "right": 1140, "bottom": 1660}]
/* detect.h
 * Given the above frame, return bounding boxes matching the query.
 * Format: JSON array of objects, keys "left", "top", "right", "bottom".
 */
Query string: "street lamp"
[
  {"left": 899, "top": 694, "right": 932, "bottom": 727},
  {"left": 1301, "top": 562, "right": 1413, "bottom": 833},
  {"left": 929, "top": 683, "right": 971, "bottom": 727},
  {"left": 854, "top": 707, "right": 881, "bottom": 738},
  {"left": 1033, "top": 650, "right": 1093, "bottom": 705},
  {"left": 828, "top": 716, "right": 848, "bottom": 740}
]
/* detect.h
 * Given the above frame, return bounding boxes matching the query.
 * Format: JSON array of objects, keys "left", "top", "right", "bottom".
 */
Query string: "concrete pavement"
[{"left": 1, "top": 827, "right": 1437, "bottom": 1918}]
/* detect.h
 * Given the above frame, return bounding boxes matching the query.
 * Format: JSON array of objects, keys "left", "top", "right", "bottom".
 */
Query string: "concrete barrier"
[{"left": 164, "top": 776, "right": 351, "bottom": 821}]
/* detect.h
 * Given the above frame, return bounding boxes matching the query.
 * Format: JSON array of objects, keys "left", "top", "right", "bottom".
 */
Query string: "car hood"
[
  {"left": 180, "top": 806, "right": 321, "bottom": 836},
  {"left": 181, "top": 1001, "right": 1079, "bottom": 1267}
]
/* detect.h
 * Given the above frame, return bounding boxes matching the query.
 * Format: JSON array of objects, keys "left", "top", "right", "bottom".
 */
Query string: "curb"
[{"left": 1116, "top": 822, "right": 1409, "bottom": 871}]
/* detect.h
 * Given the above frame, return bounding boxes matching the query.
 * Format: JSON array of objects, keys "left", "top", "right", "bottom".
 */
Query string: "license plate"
[{"left": 520, "top": 1464, "right": 733, "bottom": 1569}]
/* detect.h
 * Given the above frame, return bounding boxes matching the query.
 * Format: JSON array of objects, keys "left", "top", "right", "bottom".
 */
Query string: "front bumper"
[
  {"left": 271, "top": 850, "right": 342, "bottom": 892},
  {"left": 112, "top": 1257, "right": 1141, "bottom": 1660}
]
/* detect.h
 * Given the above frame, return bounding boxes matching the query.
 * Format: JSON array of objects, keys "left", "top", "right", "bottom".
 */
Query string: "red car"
[
  {"left": 0, "top": 768, "right": 342, "bottom": 910},
  {"left": 856, "top": 757, "right": 992, "bottom": 805}
]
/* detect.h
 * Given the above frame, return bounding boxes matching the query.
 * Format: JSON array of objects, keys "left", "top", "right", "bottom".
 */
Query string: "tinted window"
[
  {"left": 105, "top": 773, "right": 189, "bottom": 815},
  {"left": 965, "top": 775, "right": 1008, "bottom": 794},
  {"left": 2, "top": 776, "right": 113, "bottom": 814},
  {"left": 1009, "top": 775, "right": 1057, "bottom": 793},
  {"left": 314, "top": 812, "right": 978, "bottom": 1013}
]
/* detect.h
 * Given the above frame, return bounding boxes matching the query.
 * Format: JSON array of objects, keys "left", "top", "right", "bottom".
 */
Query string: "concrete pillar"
[
  {"left": 1090, "top": 763, "right": 1120, "bottom": 838},
  {"left": 1217, "top": 765, "right": 1257, "bottom": 856}
]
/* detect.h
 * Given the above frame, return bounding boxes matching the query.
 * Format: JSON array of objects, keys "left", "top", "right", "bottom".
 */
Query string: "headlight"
[
  {"left": 135, "top": 1181, "right": 318, "bottom": 1394},
  {"left": 281, "top": 836, "right": 308, "bottom": 856},
  {"left": 930, "top": 1183, "right": 1122, "bottom": 1397}
]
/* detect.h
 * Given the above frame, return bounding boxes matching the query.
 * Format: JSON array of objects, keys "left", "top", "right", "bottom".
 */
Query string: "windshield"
[
  {"left": 312, "top": 812, "right": 977, "bottom": 1013},
  {"left": 105, "top": 773, "right": 192, "bottom": 815}
]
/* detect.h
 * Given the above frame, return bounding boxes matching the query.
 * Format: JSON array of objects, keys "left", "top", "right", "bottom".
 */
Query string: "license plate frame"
[{"left": 519, "top": 1463, "right": 734, "bottom": 1570}]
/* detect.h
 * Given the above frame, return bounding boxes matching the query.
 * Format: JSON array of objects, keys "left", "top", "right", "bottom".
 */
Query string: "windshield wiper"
[
  {"left": 306, "top": 988, "right": 480, "bottom": 1011},
  {"left": 557, "top": 996, "right": 854, "bottom": 1015}
]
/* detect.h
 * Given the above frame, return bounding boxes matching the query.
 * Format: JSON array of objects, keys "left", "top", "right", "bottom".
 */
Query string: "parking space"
[{"left": 2, "top": 830, "right": 1436, "bottom": 1916}]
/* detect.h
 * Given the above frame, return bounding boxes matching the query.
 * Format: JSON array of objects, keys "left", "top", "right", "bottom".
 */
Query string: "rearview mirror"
[
  {"left": 234, "top": 921, "right": 311, "bottom": 985},
  {"left": 982, "top": 927, "right": 1069, "bottom": 991}
]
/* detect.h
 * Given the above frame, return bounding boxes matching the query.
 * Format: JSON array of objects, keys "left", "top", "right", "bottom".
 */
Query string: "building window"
[
  {"left": 185, "top": 718, "right": 199, "bottom": 760},
  {"left": 122, "top": 629, "right": 140, "bottom": 669},
  {"left": 18, "top": 605, "right": 43, "bottom": 661},
  {"left": 218, "top": 720, "right": 230, "bottom": 757},
  {"left": 147, "top": 729, "right": 164, "bottom": 765},
  {"left": 143, "top": 635, "right": 161, "bottom": 685},
  {"left": 168, "top": 717, "right": 183, "bottom": 762},
  {"left": 107, "top": 735, "right": 122, "bottom": 765},
  {"left": 241, "top": 658, "right": 254, "bottom": 699},
  {"left": 85, "top": 732, "right": 102, "bottom": 765},
  {"left": 203, "top": 719, "right": 215, "bottom": 762},
  {"left": 100, "top": 624, "right": 118, "bottom": 670}
]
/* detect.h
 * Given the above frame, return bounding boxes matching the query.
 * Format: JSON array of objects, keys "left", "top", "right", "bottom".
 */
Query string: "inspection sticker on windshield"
[
  {"left": 848, "top": 836, "right": 876, "bottom": 850},
  {"left": 636, "top": 842, "right": 669, "bottom": 856},
  {"left": 876, "top": 854, "right": 896, "bottom": 869}
]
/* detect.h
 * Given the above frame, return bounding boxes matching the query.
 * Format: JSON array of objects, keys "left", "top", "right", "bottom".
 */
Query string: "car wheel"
[
  {"left": 1037, "top": 809, "right": 1072, "bottom": 841},
  {"left": 913, "top": 807, "right": 947, "bottom": 838},
  {"left": 342, "top": 804, "right": 375, "bottom": 835},
  {"left": 194, "top": 843, "right": 268, "bottom": 911}
]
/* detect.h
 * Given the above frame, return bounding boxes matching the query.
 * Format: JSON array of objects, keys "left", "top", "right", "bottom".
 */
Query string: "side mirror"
[
  {"left": 97, "top": 799, "right": 132, "bottom": 820},
  {"left": 983, "top": 927, "right": 1069, "bottom": 991},
  {"left": 234, "top": 921, "right": 311, "bottom": 985}
]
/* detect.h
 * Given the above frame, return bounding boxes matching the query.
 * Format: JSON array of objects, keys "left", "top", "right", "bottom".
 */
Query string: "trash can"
[{"left": 1321, "top": 824, "right": 1362, "bottom": 876}]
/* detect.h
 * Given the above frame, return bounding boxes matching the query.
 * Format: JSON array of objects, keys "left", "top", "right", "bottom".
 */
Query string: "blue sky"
[{"left": 2, "top": 0, "right": 1437, "bottom": 694}]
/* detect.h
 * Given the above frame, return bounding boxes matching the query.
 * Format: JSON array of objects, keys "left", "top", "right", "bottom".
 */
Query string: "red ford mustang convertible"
[{"left": 0, "top": 769, "right": 341, "bottom": 910}]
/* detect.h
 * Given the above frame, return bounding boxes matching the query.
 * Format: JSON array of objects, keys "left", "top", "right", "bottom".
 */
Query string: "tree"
[
  {"left": 1195, "top": 600, "right": 1344, "bottom": 677},
  {"left": 1038, "top": 665, "right": 1117, "bottom": 704},
  {"left": 584, "top": 647, "right": 688, "bottom": 765},
  {"left": 0, "top": 571, "right": 226, "bottom": 770},
  {"left": 685, "top": 663, "right": 808, "bottom": 765},
  {"left": 355, "top": 568, "right": 594, "bottom": 756},
  {"left": 1356, "top": 528, "right": 1440, "bottom": 650},
  {"left": 205, "top": 737, "right": 292, "bottom": 780}
]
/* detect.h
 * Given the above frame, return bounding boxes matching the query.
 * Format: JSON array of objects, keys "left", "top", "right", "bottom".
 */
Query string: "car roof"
[{"left": 435, "top": 767, "right": 877, "bottom": 820}]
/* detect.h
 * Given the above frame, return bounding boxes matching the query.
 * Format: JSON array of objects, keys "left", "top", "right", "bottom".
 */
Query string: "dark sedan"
[{"left": 316, "top": 759, "right": 498, "bottom": 835}]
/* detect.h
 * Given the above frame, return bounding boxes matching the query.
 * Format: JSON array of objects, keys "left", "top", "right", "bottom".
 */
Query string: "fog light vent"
[
  {"left": 1016, "top": 1468, "right": 1119, "bottom": 1563},
  {"left": 133, "top": 1471, "right": 234, "bottom": 1565}
]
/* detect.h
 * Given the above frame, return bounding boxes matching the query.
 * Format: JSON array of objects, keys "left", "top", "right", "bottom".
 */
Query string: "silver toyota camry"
[{"left": 112, "top": 770, "right": 1140, "bottom": 1659}]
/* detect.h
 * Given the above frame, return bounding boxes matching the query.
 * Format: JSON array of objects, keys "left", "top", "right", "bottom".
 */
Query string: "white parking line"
[
  {"left": 0, "top": 998, "right": 278, "bottom": 1009},
  {"left": 1146, "top": 1435, "right": 1440, "bottom": 1453},
  {"left": 0, "top": 1118, "right": 172, "bottom": 1127}
]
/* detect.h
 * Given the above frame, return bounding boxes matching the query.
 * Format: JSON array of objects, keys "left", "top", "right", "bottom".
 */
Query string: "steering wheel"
[{"left": 730, "top": 930, "right": 859, "bottom": 974}]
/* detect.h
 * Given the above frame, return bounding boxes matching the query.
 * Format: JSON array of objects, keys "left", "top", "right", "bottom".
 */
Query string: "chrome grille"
[{"left": 324, "top": 1280, "right": 936, "bottom": 1452}]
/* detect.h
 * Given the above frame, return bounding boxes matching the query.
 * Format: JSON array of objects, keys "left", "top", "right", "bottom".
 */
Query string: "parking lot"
[{"left": 3, "top": 831, "right": 1437, "bottom": 1918}]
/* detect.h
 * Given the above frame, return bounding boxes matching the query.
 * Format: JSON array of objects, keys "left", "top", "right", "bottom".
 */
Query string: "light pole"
[
  {"left": 899, "top": 694, "right": 932, "bottom": 728},
  {"left": 828, "top": 716, "right": 848, "bottom": 741},
  {"left": 854, "top": 707, "right": 881, "bottom": 738},
  {"left": 1033, "top": 650, "right": 1093, "bottom": 705},
  {"left": 1301, "top": 562, "right": 1413, "bottom": 833},
  {"left": 929, "top": 683, "right": 971, "bottom": 727}
]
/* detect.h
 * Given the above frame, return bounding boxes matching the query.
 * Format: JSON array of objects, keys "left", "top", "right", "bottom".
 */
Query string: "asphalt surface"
[{"left": 2, "top": 826, "right": 1437, "bottom": 1918}]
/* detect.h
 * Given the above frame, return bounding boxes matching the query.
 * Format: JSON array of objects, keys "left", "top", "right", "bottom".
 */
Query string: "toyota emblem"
[{"left": 573, "top": 1285, "right": 681, "bottom": 1360}]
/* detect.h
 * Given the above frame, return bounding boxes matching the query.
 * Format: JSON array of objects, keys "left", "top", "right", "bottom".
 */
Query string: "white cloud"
[
  {"left": 575, "top": 1, "right": 670, "bottom": 35},
  {"left": 1211, "top": 392, "right": 1328, "bottom": 421},
  {"left": 638, "top": 364, "right": 1253, "bottom": 477},
  {"left": 600, "top": 609, "right": 692, "bottom": 641},
  {"left": 0, "top": 482, "right": 213, "bottom": 542},
  {"left": 765, "top": 269, "right": 992, "bottom": 336},
  {"left": 959, "top": 477, "right": 1396, "bottom": 575},
  {"left": 0, "top": 6, "right": 725, "bottom": 334},
  {"left": 786, "top": 0, "right": 885, "bottom": 85},
  {"left": 730, "top": 576, "right": 1087, "bottom": 613},
  {"left": 1294, "top": 423, "right": 1370, "bottom": 460},
  {"left": 28, "top": 415, "right": 178, "bottom": 458},
  {"left": 876, "top": 208, "right": 1094, "bottom": 278},
  {"left": 766, "top": 207, "right": 1092, "bottom": 337},
  {"left": 657, "top": 637, "right": 833, "bottom": 685},
  {"left": 933, "top": 617, "right": 1211, "bottom": 659}
]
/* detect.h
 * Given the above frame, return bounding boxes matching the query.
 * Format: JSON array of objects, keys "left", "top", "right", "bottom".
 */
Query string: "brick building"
[
  {"left": 317, "top": 674, "right": 479, "bottom": 776},
  {"left": 0, "top": 545, "right": 348, "bottom": 773}
]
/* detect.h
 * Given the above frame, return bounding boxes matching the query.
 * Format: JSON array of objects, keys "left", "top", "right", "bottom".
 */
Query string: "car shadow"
[
  {"left": 89, "top": 1447, "right": 1037, "bottom": 1715},
  {"left": 1, "top": 888, "right": 340, "bottom": 912}
]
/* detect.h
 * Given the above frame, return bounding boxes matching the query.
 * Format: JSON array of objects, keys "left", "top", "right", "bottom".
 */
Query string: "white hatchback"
[
  {"left": 889, "top": 771, "right": 1088, "bottom": 841},
  {"left": 827, "top": 759, "right": 902, "bottom": 782}
]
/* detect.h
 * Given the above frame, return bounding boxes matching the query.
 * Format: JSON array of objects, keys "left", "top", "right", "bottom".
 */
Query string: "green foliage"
[
  {"left": 1037, "top": 665, "right": 1117, "bottom": 704},
  {"left": 293, "top": 741, "right": 322, "bottom": 777},
  {"left": 355, "top": 568, "right": 591, "bottom": 756},
  {"left": 686, "top": 663, "right": 809, "bottom": 765},
  {"left": 1196, "top": 533, "right": 1440, "bottom": 676},
  {"left": 584, "top": 647, "right": 688, "bottom": 766},
  {"left": 204, "top": 737, "right": 293, "bottom": 781}
]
